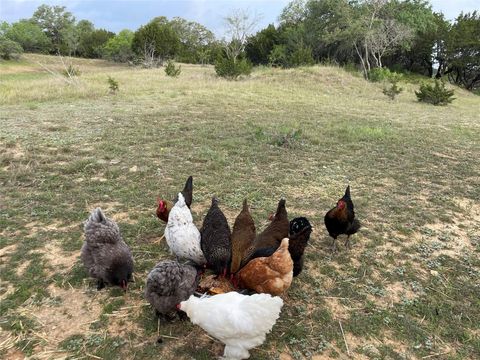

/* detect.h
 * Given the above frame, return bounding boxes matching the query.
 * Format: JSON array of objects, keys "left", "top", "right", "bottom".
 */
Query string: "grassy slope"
[{"left": 0, "top": 54, "right": 479, "bottom": 359}]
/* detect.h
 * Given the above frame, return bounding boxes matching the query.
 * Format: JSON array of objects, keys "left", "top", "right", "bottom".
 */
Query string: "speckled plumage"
[
  {"left": 144, "top": 260, "right": 199, "bottom": 316},
  {"left": 81, "top": 208, "right": 133, "bottom": 289},
  {"left": 164, "top": 193, "right": 206, "bottom": 265},
  {"left": 200, "top": 197, "right": 232, "bottom": 275}
]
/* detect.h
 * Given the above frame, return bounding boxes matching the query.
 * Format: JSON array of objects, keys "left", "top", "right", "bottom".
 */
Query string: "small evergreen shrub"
[
  {"left": 268, "top": 45, "right": 288, "bottom": 68},
  {"left": 415, "top": 80, "right": 455, "bottom": 106},
  {"left": 107, "top": 76, "right": 119, "bottom": 93},
  {"left": 215, "top": 56, "right": 252, "bottom": 80},
  {"left": 164, "top": 60, "right": 181, "bottom": 77},
  {"left": 288, "top": 46, "right": 315, "bottom": 67},
  {"left": 383, "top": 81, "right": 403, "bottom": 100}
]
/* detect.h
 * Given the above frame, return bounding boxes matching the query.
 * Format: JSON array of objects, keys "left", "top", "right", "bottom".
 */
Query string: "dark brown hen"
[
  {"left": 230, "top": 199, "right": 256, "bottom": 275},
  {"left": 288, "top": 217, "right": 313, "bottom": 276},
  {"left": 200, "top": 197, "right": 232, "bottom": 276},
  {"left": 324, "top": 185, "right": 361, "bottom": 251}
]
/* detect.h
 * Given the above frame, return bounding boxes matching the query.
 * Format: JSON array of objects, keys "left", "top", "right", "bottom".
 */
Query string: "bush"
[
  {"left": 107, "top": 76, "right": 119, "bottom": 93},
  {"left": 215, "top": 55, "right": 252, "bottom": 79},
  {"left": 164, "top": 60, "right": 181, "bottom": 77},
  {"left": 288, "top": 45, "right": 315, "bottom": 67},
  {"left": 269, "top": 44, "right": 288, "bottom": 68},
  {"left": 0, "top": 37, "right": 23, "bottom": 60},
  {"left": 368, "top": 67, "right": 403, "bottom": 83},
  {"left": 415, "top": 80, "right": 455, "bottom": 106},
  {"left": 383, "top": 81, "right": 403, "bottom": 100}
]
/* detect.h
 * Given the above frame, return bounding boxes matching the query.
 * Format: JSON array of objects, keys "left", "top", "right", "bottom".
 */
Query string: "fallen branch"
[{"left": 338, "top": 320, "right": 351, "bottom": 357}]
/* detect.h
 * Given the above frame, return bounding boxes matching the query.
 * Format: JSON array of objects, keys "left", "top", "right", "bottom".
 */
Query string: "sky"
[{"left": 0, "top": 0, "right": 478, "bottom": 37}]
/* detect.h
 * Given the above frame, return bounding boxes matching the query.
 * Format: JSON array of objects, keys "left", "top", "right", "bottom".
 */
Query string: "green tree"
[
  {"left": 31, "top": 4, "right": 75, "bottom": 52},
  {"left": 5, "top": 20, "right": 51, "bottom": 53},
  {"left": 132, "top": 20, "right": 180, "bottom": 65},
  {"left": 103, "top": 29, "right": 134, "bottom": 62},
  {"left": 446, "top": 11, "right": 480, "bottom": 90},
  {"left": 245, "top": 24, "right": 280, "bottom": 65},
  {"left": 170, "top": 17, "right": 215, "bottom": 63},
  {"left": 0, "top": 37, "right": 23, "bottom": 60},
  {"left": 82, "top": 29, "right": 115, "bottom": 58}
]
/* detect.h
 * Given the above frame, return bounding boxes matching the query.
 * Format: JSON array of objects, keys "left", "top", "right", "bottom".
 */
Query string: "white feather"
[
  {"left": 164, "top": 193, "right": 206, "bottom": 265},
  {"left": 180, "top": 292, "right": 283, "bottom": 360}
]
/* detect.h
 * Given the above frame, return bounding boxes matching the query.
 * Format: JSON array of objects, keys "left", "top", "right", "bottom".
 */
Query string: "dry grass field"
[{"left": 0, "top": 54, "right": 479, "bottom": 359}]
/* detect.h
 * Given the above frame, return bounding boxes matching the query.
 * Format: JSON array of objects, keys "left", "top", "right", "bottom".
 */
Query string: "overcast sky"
[{"left": 0, "top": 0, "right": 478, "bottom": 37}]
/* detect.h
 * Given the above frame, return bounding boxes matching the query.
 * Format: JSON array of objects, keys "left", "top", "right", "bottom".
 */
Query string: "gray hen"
[
  {"left": 145, "top": 260, "right": 200, "bottom": 320},
  {"left": 82, "top": 208, "right": 134, "bottom": 290}
]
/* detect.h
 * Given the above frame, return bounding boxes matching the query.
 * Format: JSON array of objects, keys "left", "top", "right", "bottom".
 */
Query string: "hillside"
[{"left": 0, "top": 54, "right": 479, "bottom": 359}]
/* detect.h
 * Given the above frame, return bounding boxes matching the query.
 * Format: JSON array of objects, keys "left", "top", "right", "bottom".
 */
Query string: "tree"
[
  {"left": 223, "top": 9, "right": 261, "bottom": 62},
  {"left": 103, "top": 29, "right": 134, "bottom": 62},
  {"left": 0, "top": 37, "right": 23, "bottom": 60},
  {"left": 83, "top": 29, "right": 115, "bottom": 58},
  {"left": 279, "top": 0, "right": 307, "bottom": 26},
  {"left": 5, "top": 20, "right": 51, "bottom": 53},
  {"left": 31, "top": 4, "right": 75, "bottom": 52},
  {"left": 132, "top": 20, "right": 180, "bottom": 65},
  {"left": 366, "top": 18, "right": 413, "bottom": 68},
  {"left": 446, "top": 11, "right": 480, "bottom": 90},
  {"left": 75, "top": 20, "right": 95, "bottom": 56},
  {"left": 170, "top": 17, "right": 215, "bottom": 63},
  {"left": 245, "top": 24, "right": 280, "bottom": 65}
]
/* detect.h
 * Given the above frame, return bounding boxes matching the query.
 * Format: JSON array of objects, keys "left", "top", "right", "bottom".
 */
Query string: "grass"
[{"left": 0, "top": 53, "right": 479, "bottom": 359}]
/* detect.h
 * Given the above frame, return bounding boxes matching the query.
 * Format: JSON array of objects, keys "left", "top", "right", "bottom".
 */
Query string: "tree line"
[{"left": 0, "top": 1, "right": 478, "bottom": 90}]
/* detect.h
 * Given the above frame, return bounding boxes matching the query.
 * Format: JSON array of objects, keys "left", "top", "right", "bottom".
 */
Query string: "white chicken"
[
  {"left": 164, "top": 193, "right": 206, "bottom": 265},
  {"left": 179, "top": 292, "right": 283, "bottom": 360}
]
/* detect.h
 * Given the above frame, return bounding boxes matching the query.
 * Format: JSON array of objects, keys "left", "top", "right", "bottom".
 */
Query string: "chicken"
[
  {"left": 288, "top": 217, "right": 313, "bottom": 277},
  {"left": 156, "top": 176, "right": 193, "bottom": 223},
  {"left": 237, "top": 238, "right": 293, "bottom": 296},
  {"left": 179, "top": 292, "right": 283, "bottom": 360},
  {"left": 145, "top": 260, "right": 200, "bottom": 320},
  {"left": 254, "top": 199, "right": 289, "bottom": 249},
  {"left": 241, "top": 199, "right": 289, "bottom": 268},
  {"left": 200, "top": 197, "right": 232, "bottom": 276},
  {"left": 230, "top": 199, "right": 256, "bottom": 275},
  {"left": 164, "top": 193, "right": 206, "bottom": 265},
  {"left": 324, "top": 185, "right": 361, "bottom": 251},
  {"left": 81, "top": 208, "right": 134, "bottom": 290}
]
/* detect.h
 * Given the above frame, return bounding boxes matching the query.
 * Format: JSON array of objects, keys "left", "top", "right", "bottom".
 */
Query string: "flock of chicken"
[{"left": 81, "top": 176, "right": 360, "bottom": 359}]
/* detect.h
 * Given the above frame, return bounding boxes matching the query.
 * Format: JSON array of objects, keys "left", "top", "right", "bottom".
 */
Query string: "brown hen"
[{"left": 237, "top": 238, "right": 293, "bottom": 296}]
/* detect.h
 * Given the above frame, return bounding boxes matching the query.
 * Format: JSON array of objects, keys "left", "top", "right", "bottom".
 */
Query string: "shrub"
[
  {"left": 164, "top": 60, "right": 181, "bottom": 77},
  {"left": 383, "top": 81, "right": 403, "bottom": 100},
  {"left": 215, "top": 55, "right": 252, "bottom": 80},
  {"left": 415, "top": 80, "right": 455, "bottom": 106},
  {"left": 288, "top": 45, "right": 314, "bottom": 67},
  {"left": 0, "top": 37, "right": 23, "bottom": 60},
  {"left": 107, "top": 76, "right": 119, "bottom": 93},
  {"left": 368, "top": 67, "right": 403, "bottom": 82},
  {"left": 268, "top": 44, "right": 288, "bottom": 68}
]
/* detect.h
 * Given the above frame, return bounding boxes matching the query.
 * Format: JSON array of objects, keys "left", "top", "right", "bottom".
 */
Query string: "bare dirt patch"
[
  {"left": 0, "top": 244, "right": 18, "bottom": 259},
  {"left": 32, "top": 285, "right": 103, "bottom": 348}
]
